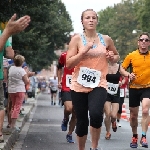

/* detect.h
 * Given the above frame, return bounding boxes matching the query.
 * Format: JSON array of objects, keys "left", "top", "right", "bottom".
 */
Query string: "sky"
[{"left": 61, "top": 0, "right": 122, "bottom": 33}]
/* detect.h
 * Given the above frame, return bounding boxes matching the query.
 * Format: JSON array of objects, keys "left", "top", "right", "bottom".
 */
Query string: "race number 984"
[
  {"left": 82, "top": 74, "right": 96, "bottom": 83},
  {"left": 77, "top": 67, "right": 101, "bottom": 88}
]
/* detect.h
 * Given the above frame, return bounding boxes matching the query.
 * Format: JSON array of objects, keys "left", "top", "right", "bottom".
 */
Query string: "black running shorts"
[
  {"left": 61, "top": 91, "right": 72, "bottom": 103},
  {"left": 129, "top": 87, "right": 150, "bottom": 107}
]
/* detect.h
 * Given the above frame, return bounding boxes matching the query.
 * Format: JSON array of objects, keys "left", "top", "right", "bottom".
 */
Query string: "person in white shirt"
[{"left": 8, "top": 55, "right": 29, "bottom": 130}]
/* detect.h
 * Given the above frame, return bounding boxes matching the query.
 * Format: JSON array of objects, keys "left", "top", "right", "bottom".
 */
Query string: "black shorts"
[
  {"left": 129, "top": 87, "right": 150, "bottom": 107},
  {"left": 51, "top": 90, "right": 57, "bottom": 94},
  {"left": 106, "top": 93, "right": 120, "bottom": 103},
  {"left": 61, "top": 91, "right": 72, "bottom": 104},
  {"left": 71, "top": 87, "right": 107, "bottom": 136}
]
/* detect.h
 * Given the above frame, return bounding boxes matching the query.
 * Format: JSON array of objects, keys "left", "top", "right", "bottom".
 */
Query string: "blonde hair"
[
  {"left": 81, "top": 9, "right": 98, "bottom": 21},
  {"left": 14, "top": 55, "right": 25, "bottom": 66}
]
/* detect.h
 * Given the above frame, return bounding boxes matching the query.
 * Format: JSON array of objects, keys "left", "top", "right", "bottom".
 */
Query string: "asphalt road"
[{"left": 14, "top": 92, "right": 150, "bottom": 150}]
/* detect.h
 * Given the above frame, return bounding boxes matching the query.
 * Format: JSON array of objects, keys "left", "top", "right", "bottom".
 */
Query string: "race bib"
[
  {"left": 107, "top": 82, "right": 119, "bottom": 95},
  {"left": 120, "top": 89, "right": 124, "bottom": 97},
  {"left": 66, "top": 75, "right": 72, "bottom": 87},
  {"left": 77, "top": 67, "right": 101, "bottom": 88},
  {"left": 51, "top": 86, "right": 57, "bottom": 91}
]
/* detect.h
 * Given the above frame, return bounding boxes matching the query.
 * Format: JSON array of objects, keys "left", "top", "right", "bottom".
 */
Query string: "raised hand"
[
  {"left": 5, "top": 14, "right": 31, "bottom": 35},
  {"left": 106, "top": 50, "right": 114, "bottom": 61},
  {"left": 79, "top": 41, "right": 94, "bottom": 55}
]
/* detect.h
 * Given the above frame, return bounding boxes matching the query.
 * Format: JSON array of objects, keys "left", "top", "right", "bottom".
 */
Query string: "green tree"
[
  {"left": 140, "top": 0, "right": 150, "bottom": 32},
  {"left": 97, "top": 0, "right": 144, "bottom": 59},
  {"left": 0, "top": 0, "right": 73, "bottom": 71}
]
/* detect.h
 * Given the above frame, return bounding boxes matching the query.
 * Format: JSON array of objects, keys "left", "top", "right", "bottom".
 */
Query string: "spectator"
[
  {"left": 8, "top": 55, "right": 29, "bottom": 131},
  {"left": 0, "top": 31, "right": 14, "bottom": 142},
  {"left": 6, "top": 50, "right": 21, "bottom": 129},
  {"left": 0, "top": 14, "right": 30, "bottom": 142}
]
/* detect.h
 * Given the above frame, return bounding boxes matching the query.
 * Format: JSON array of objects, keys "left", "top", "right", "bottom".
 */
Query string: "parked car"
[{"left": 27, "top": 76, "right": 37, "bottom": 98}]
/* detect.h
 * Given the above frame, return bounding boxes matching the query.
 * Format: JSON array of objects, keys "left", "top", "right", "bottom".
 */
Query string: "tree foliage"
[
  {"left": 0, "top": 0, "right": 73, "bottom": 71},
  {"left": 97, "top": 0, "right": 146, "bottom": 60},
  {"left": 140, "top": 0, "right": 150, "bottom": 32}
]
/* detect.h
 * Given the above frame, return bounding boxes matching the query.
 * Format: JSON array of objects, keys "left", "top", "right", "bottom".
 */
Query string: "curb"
[{"left": 0, "top": 98, "right": 36, "bottom": 150}]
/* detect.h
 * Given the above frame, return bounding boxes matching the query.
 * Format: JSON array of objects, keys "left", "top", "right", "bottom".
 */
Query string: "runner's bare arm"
[
  {"left": 120, "top": 65, "right": 135, "bottom": 80},
  {"left": 66, "top": 35, "right": 83, "bottom": 69},
  {"left": 57, "top": 67, "right": 62, "bottom": 88},
  {"left": 66, "top": 34, "right": 93, "bottom": 69},
  {"left": 104, "top": 35, "right": 120, "bottom": 63},
  {"left": 119, "top": 65, "right": 130, "bottom": 77}
]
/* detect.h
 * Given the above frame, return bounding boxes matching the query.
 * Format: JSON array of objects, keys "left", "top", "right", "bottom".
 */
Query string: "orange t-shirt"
[
  {"left": 70, "top": 34, "right": 108, "bottom": 93},
  {"left": 122, "top": 50, "right": 150, "bottom": 88}
]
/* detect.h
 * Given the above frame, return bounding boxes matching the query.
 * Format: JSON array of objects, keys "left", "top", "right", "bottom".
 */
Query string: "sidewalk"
[{"left": 0, "top": 98, "right": 36, "bottom": 150}]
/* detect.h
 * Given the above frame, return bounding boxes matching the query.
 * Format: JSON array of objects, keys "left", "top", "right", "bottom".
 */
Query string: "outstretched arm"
[
  {"left": 0, "top": 14, "right": 30, "bottom": 51},
  {"left": 57, "top": 67, "right": 62, "bottom": 89}
]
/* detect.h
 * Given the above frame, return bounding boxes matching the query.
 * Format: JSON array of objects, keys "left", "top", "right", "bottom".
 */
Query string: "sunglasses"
[{"left": 139, "top": 38, "right": 150, "bottom": 42}]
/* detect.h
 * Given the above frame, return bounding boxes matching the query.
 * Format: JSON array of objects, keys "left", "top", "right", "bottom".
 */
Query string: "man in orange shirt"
[{"left": 122, "top": 32, "right": 150, "bottom": 148}]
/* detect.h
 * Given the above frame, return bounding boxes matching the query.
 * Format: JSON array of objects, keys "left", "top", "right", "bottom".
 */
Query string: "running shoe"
[
  {"left": 66, "top": 134, "right": 75, "bottom": 143},
  {"left": 140, "top": 137, "right": 148, "bottom": 148},
  {"left": 90, "top": 148, "right": 99, "bottom": 150},
  {"left": 112, "top": 121, "right": 117, "bottom": 132},
  {"left": 130, "top": 137, "right": 138, "bottom": 148},
  {"left": 117, "top": 123, "right": 121, "bottom": 127},
  {"left": 61, "top": 119, "right": 69, "bottom": 131},
  {"left": 105, "top": 132, "right": 111, "bottom": 140}
]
